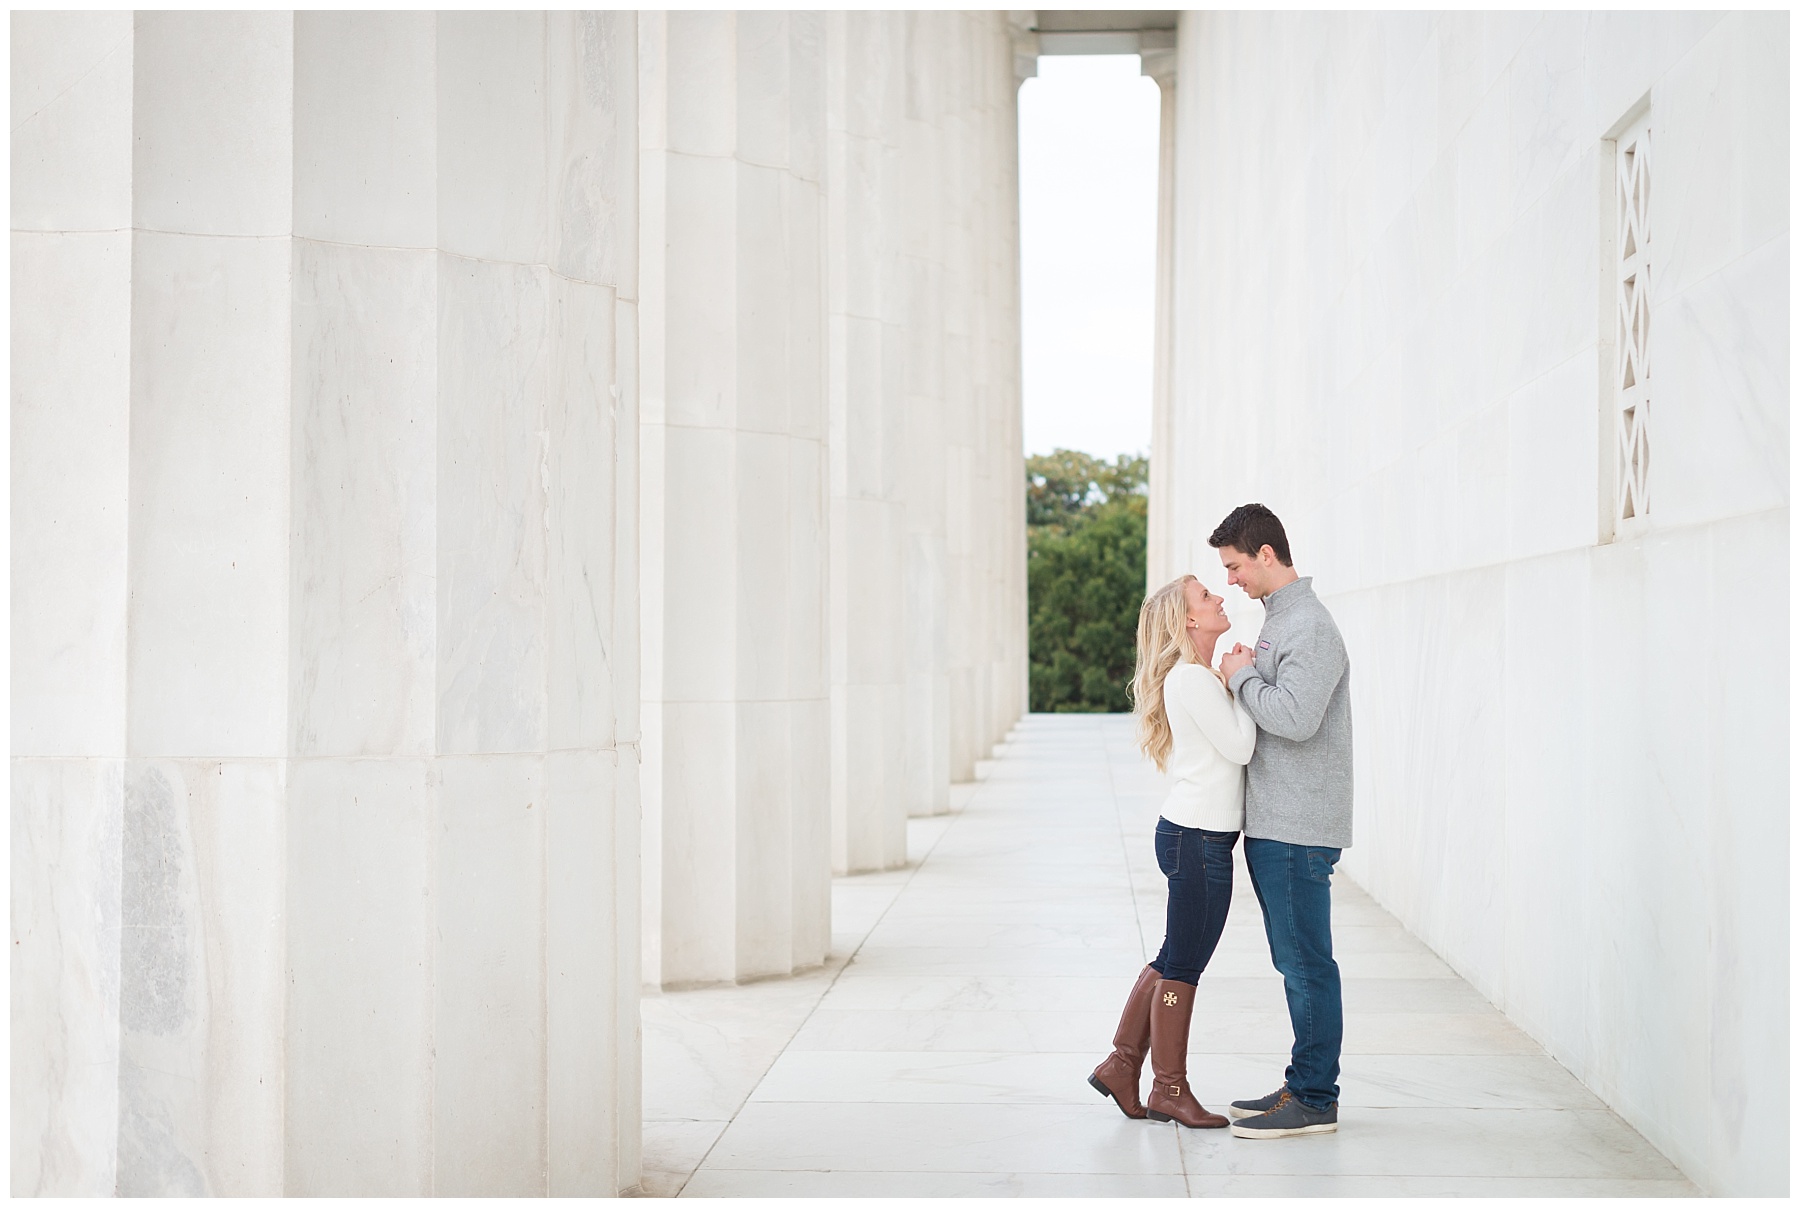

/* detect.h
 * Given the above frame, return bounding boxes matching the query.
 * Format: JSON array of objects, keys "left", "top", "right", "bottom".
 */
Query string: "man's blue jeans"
[{"left": 1244, "top": 836, "right": 1343, "bottom": 1110}]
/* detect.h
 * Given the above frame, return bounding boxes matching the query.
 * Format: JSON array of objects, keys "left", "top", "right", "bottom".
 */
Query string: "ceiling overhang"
[{"left": 1010, "top": 10, "right": 1179, "bottom": 82}]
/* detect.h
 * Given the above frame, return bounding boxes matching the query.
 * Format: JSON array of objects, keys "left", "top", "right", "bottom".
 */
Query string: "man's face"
[{"left": 1218, "top": 544, "right": 1271, "bottom": 600}]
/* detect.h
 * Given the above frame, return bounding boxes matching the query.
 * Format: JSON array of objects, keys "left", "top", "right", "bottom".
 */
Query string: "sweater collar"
[{"left": 1263, "top": 576, "right": 1313, "bottom": 615}]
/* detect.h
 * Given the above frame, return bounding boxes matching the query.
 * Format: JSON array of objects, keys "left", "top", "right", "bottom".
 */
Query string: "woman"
[{"left": 1088, "top": 574, "right": 1254, "bottom": 1128}]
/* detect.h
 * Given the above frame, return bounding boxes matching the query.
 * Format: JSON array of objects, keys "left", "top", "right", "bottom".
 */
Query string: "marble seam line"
[
  {"left": 21, "top": 227, "right": 630, "bottom": 290},
  {"left": 1655, "top": 224, "right": 1787, "bottom": 302},
  {"left": 649, "top": 146, "right": 823, "bottom": 179},
  {"left": 639, "top": 425, "right": 827, "bottom": 440},
  {"left": 643, "top": 696, "right": 831, "bottom": 705},
  {"left": 676, "top": 779, "right": 973, "bottom": 1195},
  {"left": 66, "top": 746, "right": 640, "bottom": 763},
  {"left": 687, "top": 1170, "right": 1692, "bottom": 1185},
  {"left": 10, "top": 26, "right": 133, "bottom": 136},
  {"left": 1319, "top": 500, "right": 1786, "bottom": 601}
]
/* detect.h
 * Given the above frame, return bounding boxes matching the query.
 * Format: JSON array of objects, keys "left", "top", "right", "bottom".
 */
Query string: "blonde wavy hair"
[{"left": 1131, "top": 574, "right": 1218, "bottom": 772}]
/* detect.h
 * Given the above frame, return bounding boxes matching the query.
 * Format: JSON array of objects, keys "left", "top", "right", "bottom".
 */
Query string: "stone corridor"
[{"left": 640, "top": 714, "right": 1695, "bottom": 1196}]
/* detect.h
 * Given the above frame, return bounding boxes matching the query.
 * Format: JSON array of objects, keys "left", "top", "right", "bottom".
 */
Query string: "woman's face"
[{"left": 1183, "top": 579, "right": 1230, "bottom": 644}]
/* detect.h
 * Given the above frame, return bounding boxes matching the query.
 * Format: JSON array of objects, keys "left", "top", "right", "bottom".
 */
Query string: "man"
[{"left": 1213, "top": 503, "right": 1351, "bottom": 1139}]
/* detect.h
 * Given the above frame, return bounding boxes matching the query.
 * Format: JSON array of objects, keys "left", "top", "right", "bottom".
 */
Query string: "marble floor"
[{"left": 639, "top": 714, "right": 1697, "bottom": 1198}]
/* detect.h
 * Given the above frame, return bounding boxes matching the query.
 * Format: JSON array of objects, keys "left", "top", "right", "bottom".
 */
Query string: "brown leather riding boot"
[
  {"left": 1088, "top": 964, "right": 1159, "bottom": 1118},
  {"left": 1144, "top": 979, "right": 1227, "bottom": 1128}
]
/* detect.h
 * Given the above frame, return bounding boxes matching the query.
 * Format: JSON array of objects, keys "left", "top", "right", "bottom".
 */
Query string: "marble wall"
[
  {"left": 1155, "top": 11, "right": 1787, "bottom": 1195},
  {"left": 13, "top": 12, "right": 642, "bottom": 1194}
]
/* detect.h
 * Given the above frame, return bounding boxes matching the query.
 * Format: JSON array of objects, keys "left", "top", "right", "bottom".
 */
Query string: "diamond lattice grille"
[{"left": 1615, "top": 118, "right": 1651, "bottom": 523}]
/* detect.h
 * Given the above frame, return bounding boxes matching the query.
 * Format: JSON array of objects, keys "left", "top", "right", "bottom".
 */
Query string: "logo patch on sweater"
[{"left": 1257, "top": 640, "right": 1271, "bottom": 650}]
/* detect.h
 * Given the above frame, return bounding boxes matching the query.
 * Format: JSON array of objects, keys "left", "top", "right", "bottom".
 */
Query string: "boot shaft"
[
  {"left": 1148, "top": 978, "right": 1195, "bottom": 1087},
  {"left": 1089, "top": 964, "right": 1161, "bottom": 1120},
  {"left": 1144, "top": 978, "right": 1227, "bottom": 1129},
  {"left": 1110, "top": 964, "right": 1160, "bottom": 1057}
]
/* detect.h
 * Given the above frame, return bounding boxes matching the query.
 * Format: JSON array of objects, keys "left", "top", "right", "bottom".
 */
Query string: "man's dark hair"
[{"left": 1208, "top": 503, "right": 1293, "bottom": 567}]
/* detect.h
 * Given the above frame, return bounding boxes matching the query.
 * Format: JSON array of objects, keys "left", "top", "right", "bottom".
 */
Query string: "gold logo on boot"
[
  {"left": 1162, "top": 990, "right": 1178, "bottom": 1007},
  {"left": 1169, "top": 1084, "right": 1181, "bottom": 1096}
]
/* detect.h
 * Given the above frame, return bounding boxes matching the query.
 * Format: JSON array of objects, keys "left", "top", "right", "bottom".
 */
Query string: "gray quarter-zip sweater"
[{"left": 1226, "top": 576, "right": 1353, "bottom": 848}]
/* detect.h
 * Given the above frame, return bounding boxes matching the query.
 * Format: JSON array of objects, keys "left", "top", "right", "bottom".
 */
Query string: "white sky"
[{"left": 1018, "top": 55, "right": 1162, "bottom": 460}]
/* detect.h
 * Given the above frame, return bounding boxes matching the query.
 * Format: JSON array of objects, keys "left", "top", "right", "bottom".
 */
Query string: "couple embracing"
[{"left": 1088, "top": 503, "right": 1352, "bottom": 1139}]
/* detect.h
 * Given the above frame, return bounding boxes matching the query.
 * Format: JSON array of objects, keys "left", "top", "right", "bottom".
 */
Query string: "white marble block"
[
  {"left": 11, "top": 231, "right": 131, "bottom": 759},
  {"left": 289, "top": 241, "right": 439, "bottom": 759},
  {"left": 131, "top": 12, "right": 293, "bottom": 238},
  {"left": 431, "top": 755, "right": 548, "bottom": 1195},
  {"left": 126, "top": 231, "right": 293, "bottom": 760},
  {"left": 283, "top": 758, "right": 433, "bottom": 1195},
  {"left": 11, "top": 12, "right": 134, "bottom": 233},
  {"left": 114, "top": 760, "right": 286, "bottom": 1196},
  {"left": 10, "top": 760, "right": 124, "bottom": 1196}
]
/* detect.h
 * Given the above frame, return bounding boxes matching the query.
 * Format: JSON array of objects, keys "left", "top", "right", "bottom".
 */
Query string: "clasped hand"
[{"left": 1219, "top": 642, "right": 1254, "bottom": 679}]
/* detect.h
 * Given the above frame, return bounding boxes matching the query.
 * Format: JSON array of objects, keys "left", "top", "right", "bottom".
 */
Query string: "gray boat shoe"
[
  {"left": 1227, "top": 1086, "right": 1286, "bottom": 1120},
  {"left": 1228, "top": 1089, "right": 1338, "bottom": 1138}
]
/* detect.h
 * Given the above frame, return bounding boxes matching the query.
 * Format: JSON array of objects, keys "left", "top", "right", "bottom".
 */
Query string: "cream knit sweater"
[{"left": 1158, "top": 662, "right": 1256, "bottom": 832}]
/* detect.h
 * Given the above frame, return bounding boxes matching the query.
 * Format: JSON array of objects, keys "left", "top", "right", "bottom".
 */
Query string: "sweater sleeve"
[
  {"left": 1173, "top": 666, "right": 1257, "bottom": 765},
  {"left": 1228, "top": 617, "right": 1348, "bottom": 742}
]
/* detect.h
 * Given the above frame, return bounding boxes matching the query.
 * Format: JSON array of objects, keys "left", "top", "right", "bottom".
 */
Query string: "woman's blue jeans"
[
  {"left": 1244, "top": 836, "right": 1343, "bottom": 1110},
  {"left": 1149, "top": 819, "right": 1237, "bottom": 985}
]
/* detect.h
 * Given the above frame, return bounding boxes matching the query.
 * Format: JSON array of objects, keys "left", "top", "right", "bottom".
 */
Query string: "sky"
[{"left": 1017, "top": 55, "right": 1162, "bottom": 461}]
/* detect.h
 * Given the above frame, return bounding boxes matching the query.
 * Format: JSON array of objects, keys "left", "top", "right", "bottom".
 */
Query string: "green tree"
[
  {"left": 1025, "top": 449, "right": 1148, "bottom": 713},
  {"left": 1025, "top": 450, "right": 1147, "bottom": 530}
]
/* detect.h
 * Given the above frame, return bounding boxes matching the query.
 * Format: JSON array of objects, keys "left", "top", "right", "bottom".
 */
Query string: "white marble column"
[
  {"left": 931, "top": 12, "right": 1027, "bottom": 786},
  {"left": 984, "top": 18, "right": 1030, "bottom": 758},
  {"left": 638, "top": 11, "right": 832, "bottom": 986},
  {"left": 639, "top": 9, "right": 1026, "bottom": 890},
  {"left": 820, "top": 9, "right": 1028, "bottom": 851},
  {"left": 13, "top": 12, "right": 642, "bottom": 1195},
  {"left": 825, "top": 12, "right": 911, "bottom": 872},
  {"left": 822, "top": 9, "right": 1025, "bottom": 857},
  {"left": 1141, "top": 48, "right": 1178, "bottom": 590}
]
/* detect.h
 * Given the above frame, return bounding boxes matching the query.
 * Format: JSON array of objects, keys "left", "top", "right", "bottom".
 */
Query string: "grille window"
[{"left": 1614, "top": 113, "right": 1651, "bottom": 527}]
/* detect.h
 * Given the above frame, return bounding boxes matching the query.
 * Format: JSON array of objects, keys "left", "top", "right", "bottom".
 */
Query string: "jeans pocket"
[
  {"left": 1202, "top": 836, "right": 1236, "bottom": 885},
  {"left": 1155, "top": 827, "right": 1181, "bottom": 878},
  {"left": 1304, "top": 847, "right": 1340, "bottom": 884}
]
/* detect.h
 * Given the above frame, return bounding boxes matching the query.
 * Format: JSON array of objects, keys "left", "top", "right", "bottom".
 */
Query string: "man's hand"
[{"left": 1220, "top": 643, "right": 1254, "bottom": 680}]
